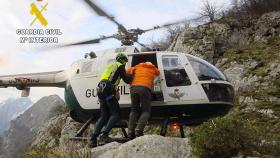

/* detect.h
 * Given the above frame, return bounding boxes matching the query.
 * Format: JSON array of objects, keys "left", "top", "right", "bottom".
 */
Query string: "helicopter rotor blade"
[
  {"left": 43, "top": 35, "right": 116, "bottom": 50},
  {"left": 63, "top": 35, "right": 115, "bottom": 47},
  {"left": 84, "top": 0, "right": 128, "bottom": 33},
  {"left": 62, "top": 35, "right": 116, "bottom": 47},
  {"left": 141, "top": 19, "right": 188, "bottom": 33},
  {"left": 136, "top": 41, "right": 152, "bottom": 51},
  {"left": 63, "top": 38, "right": 101, "bottom": 47}
]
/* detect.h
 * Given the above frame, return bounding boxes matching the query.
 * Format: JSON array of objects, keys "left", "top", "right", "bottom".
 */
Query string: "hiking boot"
[
  {"left": 135, "top": 130, "right": 144, "bottom": 137},
  {"left": 127, "top": 131, "right": 136, "bottom": 140},
  {"left": 98, "top": 133, "right": 113, "bottom": 145},
  {"left": 88, "top": 138, "right": 97, "bottom": 148},
  {"left": 128, "top": 133, "right": 136, "bottom": 140}
]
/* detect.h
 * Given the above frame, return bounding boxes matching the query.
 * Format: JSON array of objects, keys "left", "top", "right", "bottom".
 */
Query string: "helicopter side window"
[
  {"left": 162, "top": 55, "right": 191, "bottom": 87},
  {"left": 162, "top": 58, "right": 169, "bottom": 67},
  {"left": 186, "top": 55, "right": 226, "bottom": 81}
]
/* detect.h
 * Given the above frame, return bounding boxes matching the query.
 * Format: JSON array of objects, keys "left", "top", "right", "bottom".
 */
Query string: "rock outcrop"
[
  {"left": 0, "top": 98, "right": 32, "bottom": 135},
  {"left": 24, "top": 112, "right": 191, "bottom": 158},
  {"left": 96, "top": 135, "right": 190, "bottom": 158},
  {"left": 168, "top": 11, "right": 280, "bottom": 113},
  {"left": 169, "top": 11, "right": 280, "bottom": 64},
  {"left": 0, "top": 95, "right": 64, "bottom": 158}
]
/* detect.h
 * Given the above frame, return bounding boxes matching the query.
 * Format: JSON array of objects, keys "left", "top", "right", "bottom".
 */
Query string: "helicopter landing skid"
[
  {"left": 160, "top": 116, "right": 170, "bottom": 137},
  {"left": 68, "top": 136, "right": 129, "bottom": 142},
  {"left": 76, "top": 116, "right": 94, "bottom": 137},
  {"left": 73, "top": 117, "right": 129, "bottom": 140},
  {"left": 159, "top": 115, "right": 186, "bottom": 138},
  {"left": 97, "top": 137, "right": 130, "bottom": 146},
  {"left": 69, "top": 136, "right": 90, "bottom": 141}
]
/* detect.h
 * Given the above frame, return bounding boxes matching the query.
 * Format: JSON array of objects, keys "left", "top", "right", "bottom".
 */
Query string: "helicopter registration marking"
[
  {"left": 8, "top": 78, "right": 40, "bottom": 84},
  {"left": 85, "top": 85, "right": 130, "bottom": 98}
]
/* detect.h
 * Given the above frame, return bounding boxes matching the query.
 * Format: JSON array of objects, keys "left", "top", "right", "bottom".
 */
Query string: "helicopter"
[{"left": 0, "top": 0, "right": 234, "bottom": 139}]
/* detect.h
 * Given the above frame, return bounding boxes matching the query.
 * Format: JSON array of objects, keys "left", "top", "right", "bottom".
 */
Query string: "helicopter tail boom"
[{"left": 0, "top": 70, "right": 67, "bottom": 90}]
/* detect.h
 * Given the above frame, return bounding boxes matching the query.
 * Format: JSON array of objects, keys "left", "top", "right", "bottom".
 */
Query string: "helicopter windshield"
[{"left": 186, "top": 55, "right": 226, "bottom": 81}]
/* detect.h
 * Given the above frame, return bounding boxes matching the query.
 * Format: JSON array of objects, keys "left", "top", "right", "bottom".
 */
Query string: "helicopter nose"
[{"left": 201, "top": 83, "right": 234, "bottom": 104}]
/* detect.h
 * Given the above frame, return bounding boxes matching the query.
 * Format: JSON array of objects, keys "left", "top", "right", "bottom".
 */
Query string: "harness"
[{"left": 98, "top": 61, "right": 123, "bottom": 100}]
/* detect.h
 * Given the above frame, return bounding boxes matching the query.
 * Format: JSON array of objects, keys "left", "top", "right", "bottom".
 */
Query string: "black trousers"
[
  {"left": 91, "top": 81, "right": 120, "bottom": 139},
  {"left": 128, "top": 86, "right": 152, "bottom": 136}
]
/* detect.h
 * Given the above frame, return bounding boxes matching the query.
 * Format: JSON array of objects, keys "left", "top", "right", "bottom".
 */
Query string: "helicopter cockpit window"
[
  {"left": 186, "top": 55, "right": 226, "bottom": 81},
  {"left": 162, "top": 55, "right": 191, "bottom": 87}
]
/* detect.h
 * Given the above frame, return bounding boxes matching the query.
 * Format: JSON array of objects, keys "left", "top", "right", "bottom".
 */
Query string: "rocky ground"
[{"left": 0, "top": 95, "right": 65, "bottom": 158}]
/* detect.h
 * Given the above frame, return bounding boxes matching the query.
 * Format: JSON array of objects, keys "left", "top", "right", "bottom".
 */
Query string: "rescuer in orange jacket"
[{"left": 126, "top": 62, "right": 160, "bottom": 139}]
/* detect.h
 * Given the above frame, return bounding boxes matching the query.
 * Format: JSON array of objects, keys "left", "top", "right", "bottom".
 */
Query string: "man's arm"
[
  {"left": 155, "top": 68, "right": 160, "bottom": 76},
  {"left": 119, "top": 65, "right": 133, "bottom": 84},
  {"left": 126, "top": 67, "right": 134, "bottom": 74}
]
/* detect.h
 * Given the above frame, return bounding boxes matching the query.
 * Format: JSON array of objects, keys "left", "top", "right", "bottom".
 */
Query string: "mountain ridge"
[{"left": 0, "top": 97, "right": 32, "bottom": 135}]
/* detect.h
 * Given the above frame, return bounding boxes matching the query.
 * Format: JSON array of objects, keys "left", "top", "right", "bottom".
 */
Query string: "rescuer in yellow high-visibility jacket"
[{"left": 90, "top": 52, "right": 132, "bottom": 147}]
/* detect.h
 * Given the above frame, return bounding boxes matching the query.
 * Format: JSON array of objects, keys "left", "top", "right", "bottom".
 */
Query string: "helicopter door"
[{"left": 157, "top": 53, "right": 207, "bottom": 103}]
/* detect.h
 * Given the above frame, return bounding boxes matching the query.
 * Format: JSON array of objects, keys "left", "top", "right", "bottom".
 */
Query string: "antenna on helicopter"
[
  {"left": 84, "top": 51, "right": 97, "bottom": 59},
  {"left": 49, "top": 0, "right": 188, "bottom": 50}
]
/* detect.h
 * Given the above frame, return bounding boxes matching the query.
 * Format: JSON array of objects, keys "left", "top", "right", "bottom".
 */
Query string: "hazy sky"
[{"left": 0, "top": 0, "right": 231, "bottom": 102}]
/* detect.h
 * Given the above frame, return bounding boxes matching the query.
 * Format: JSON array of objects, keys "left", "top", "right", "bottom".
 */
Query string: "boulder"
[{"left": 96, "top": 135, "right": 190, "bottom": 158}]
